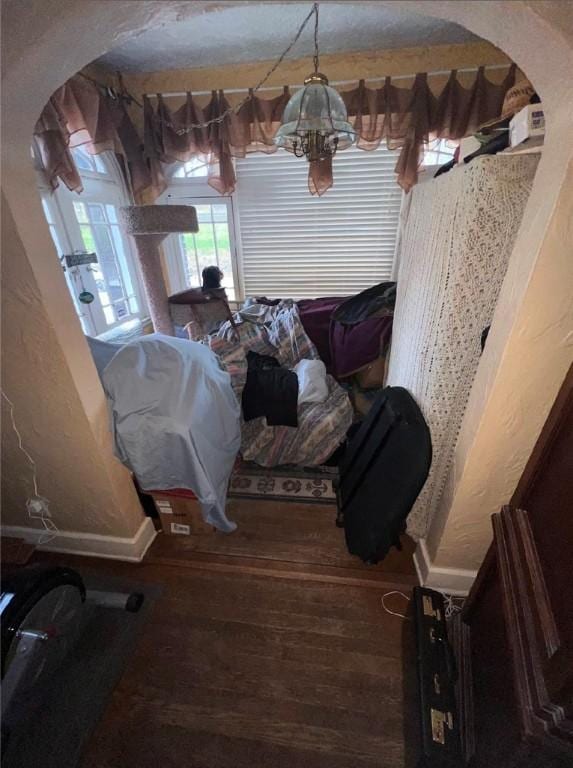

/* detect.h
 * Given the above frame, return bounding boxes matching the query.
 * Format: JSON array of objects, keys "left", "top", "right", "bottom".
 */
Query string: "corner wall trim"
[
  {"left": 413, "top": 538, "right": 477, "bottom": 596},
  {"left": 1, "top": 517, "right": 156, "bottom": 563}
]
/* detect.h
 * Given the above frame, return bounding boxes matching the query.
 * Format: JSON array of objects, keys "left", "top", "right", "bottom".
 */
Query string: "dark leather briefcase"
[{"left": 413, "top": 587, "right": 463, "bottom": 767}]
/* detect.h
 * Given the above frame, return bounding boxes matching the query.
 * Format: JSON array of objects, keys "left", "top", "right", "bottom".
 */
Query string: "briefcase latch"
[
  {"left": 423, "top": 594, "right": 442, "bottom": 621},
  {"left": 430, "top": 708, "right": 454, "bottom": 745}
]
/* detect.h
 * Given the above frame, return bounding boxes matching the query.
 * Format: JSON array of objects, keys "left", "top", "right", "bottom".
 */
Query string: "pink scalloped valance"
[
  {"left": 34, "top": 74, "right": 151, "bottom": 197},
  {"left": 143, "top": 64, "right": 516, "bottom": 196},
  {"left": 35, "top": 65, "right": 516, "bottom": 200}
]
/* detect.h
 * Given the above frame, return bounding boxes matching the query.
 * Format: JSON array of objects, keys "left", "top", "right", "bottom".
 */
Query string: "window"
[
  {"left": 38, "top": 150, "right": 147, "bottom": 337},
  {"left": 234, "top": 144, "right": 403, "bottom": 299},
  {"left": 163, "top": 197, "right": 238, "bottom": 301},
  {"left": 162, "top": 145, "right": 404, "bottom": 302},
  {"left": 178, "top": 203, "right": 235, "bottom": 297},
  {"left": 160, "top": 162, "right": 240, "bottom": 301},
  {"left": 173, "top": 155, "right": 210, "bottom": 179},
  {"left": 41, "top": 196, "right": 93, "bottom": 336},
  {"left": 422, "top": 138, "right": 458, "bottom": 167},
  {"left": 71, "top": 145, "right": 108, "bottom": 174}
]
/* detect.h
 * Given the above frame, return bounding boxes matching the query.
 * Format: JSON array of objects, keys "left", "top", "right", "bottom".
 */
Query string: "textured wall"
[
  {"left": 407, "top": 0, "right": 573, "bottom": 573},
  {"left": 1, "top": 194, "right": 144, "bottom": 537},
  {"left": 97, "top": 3, "right": 479, "bottom": 72},
  {"left": 427, "top": 156, "right": 573, "bottom": 571}
]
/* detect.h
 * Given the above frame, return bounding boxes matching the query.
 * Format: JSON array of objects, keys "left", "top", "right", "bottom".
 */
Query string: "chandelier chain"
[
  {"left": 313, "top": 2, "right": 320, "bottom": 74},
  {"left": 160, "top": 3, "right": 319, "bottom": 136}
]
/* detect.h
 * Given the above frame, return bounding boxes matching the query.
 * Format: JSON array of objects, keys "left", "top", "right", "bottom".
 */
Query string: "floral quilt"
[{"left": 205, "top": 302, "right": 353, "bottom": 467}]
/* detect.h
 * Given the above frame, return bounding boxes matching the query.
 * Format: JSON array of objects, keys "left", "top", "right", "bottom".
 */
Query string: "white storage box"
[{"left": 510, "top": 103, "right": 545, "bottom": 147}]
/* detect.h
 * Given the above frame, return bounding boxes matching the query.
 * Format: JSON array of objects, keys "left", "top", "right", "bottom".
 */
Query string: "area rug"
[
  {"left": 229, "top": 460, "right": 338, "bottom": 504},
  {"left": 2, "top": 572, "right": 160, "bottom": 768}
]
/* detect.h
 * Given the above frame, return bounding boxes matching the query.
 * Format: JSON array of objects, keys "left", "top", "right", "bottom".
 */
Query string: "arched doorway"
[{"left": 2, "top": 1, "right": 572, "bottom": 573}]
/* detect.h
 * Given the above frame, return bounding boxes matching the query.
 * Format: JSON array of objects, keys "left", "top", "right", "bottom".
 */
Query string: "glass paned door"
[
  {"left": 73, "top": 201, "right": 140, "bottom": 327},
  {"left": 41, "top": 197, "right": 93, "bottom": 336},
  {"left": 38, "top": 150, "right": 147, "bottom": 338}
]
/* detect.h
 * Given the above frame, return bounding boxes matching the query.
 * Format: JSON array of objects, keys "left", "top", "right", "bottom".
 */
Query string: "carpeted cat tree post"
[{"left": 120, "top": 205, "right": 198, "bottom": 336}]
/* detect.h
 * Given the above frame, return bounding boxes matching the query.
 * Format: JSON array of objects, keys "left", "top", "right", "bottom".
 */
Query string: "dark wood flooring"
[
  {"left": 146, "top": 498, "right": 418, "bottom": 589},
  {"left": 38, "top": 498, "right": 420, "bottom": 767}
]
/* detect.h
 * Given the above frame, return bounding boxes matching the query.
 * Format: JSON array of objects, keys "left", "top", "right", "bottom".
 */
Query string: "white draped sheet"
[{"left": 102, "top": 334, "right": 241, "bottom": 532}]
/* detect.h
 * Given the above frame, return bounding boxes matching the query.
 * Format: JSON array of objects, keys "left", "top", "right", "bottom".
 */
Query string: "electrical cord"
[
  {"left": 381, "top": 589, "right": 464, "bottom": 620},
  {"left": 381, "top": 590, "right": 411, "bottom": 619},
  {"left": 1, "top": 390, "right": 59, "bottom": 545}
]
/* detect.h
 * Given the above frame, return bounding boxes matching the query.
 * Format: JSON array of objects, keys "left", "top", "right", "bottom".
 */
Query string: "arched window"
[
  {"left": 160, "top": 156, "right": 240, "bottom": 302},
  {"left": 422, "top": 138, "right": 458, "bottom": 169}
]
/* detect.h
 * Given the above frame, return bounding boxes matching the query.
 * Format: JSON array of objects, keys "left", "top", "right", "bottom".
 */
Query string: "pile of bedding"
[
  {"left": 206, "top": 301, "right": 353, "bottom": 467},
  {"left": 297, "top": 282, "right": 396, "bottom": 379}
]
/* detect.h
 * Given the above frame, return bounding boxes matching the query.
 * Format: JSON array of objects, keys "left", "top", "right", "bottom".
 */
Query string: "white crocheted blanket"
[{"left": 387, "top": 154, "right": 539, "bottom": 539}]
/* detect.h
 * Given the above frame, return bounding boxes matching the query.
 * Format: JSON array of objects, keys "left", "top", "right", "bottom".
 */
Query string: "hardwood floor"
[
  {"left": 39, "top": 498, "right": 420, "bottom": 767},
  {"left": 146, "top": 498, "right": 418, "bottom": 587}
]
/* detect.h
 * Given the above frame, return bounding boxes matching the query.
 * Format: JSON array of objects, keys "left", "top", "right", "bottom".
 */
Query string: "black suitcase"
[
  {"left": 337, "top": 386, "right": 431, "bottom": 563},
  {"left": 413, "top": 587, "right": 462, "bottom": 767}
]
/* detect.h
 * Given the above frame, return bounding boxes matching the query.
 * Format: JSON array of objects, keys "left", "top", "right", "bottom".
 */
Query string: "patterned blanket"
[{"left": 205, "top": 302, "right": 353, "bottom": 467}]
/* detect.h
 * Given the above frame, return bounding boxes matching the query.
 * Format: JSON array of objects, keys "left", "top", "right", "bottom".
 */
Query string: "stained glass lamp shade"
[{"left": 274, "top": 73, "right": 355, "bottom": 162}]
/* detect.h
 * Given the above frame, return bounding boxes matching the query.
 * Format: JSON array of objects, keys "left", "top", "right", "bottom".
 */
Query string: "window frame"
[
  {"left": 158, "top": 174, "right": 243, "bottom": 300},
  {"left": 40, "top": 190, "right": 96, "bottom": 335}
]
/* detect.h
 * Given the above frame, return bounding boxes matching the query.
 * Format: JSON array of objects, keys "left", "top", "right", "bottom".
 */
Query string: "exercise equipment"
[{"left": 0, "top": 564, "right": 144, "bottom": 753}]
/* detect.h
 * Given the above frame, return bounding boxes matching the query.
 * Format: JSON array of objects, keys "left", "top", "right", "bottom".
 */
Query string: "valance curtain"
[
  {"left": 143, "top": 87, "right": 292, "bottom": 196},
  {"left": 144, "top": 64, "right": 516, "bottom": 197},
  {"left": 34, "top": 74, "right": 151, "bottom": 198},
  {"left": 35, "top": 65, "right": 516, "bottom": 201}
]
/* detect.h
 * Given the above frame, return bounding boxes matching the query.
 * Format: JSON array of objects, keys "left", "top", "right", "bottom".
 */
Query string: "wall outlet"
[{"left": 27, "top": 497, "right": 51, "bottom": 519}]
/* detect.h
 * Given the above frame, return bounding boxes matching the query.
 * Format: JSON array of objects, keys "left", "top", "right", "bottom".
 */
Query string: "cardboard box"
[
  {"left": 150, "top": 489, "right": 214, "bottom": 536},
  {"left": 510, "top": 103, "right": 545, "bottom": 148}
]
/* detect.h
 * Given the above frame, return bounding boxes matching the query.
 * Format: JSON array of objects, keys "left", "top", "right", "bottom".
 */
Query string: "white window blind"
[{"left": 235, "top": 144, "right": 403, "bottom": 299}]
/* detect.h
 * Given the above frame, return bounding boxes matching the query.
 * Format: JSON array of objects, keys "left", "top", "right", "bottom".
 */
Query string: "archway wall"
[
  {"left": 426, "top": 154, "right": 573, "bottom": 574},
  {"left": 1, "top": 194, "right": 144, "bottom": 542},
  {"left": 1, "top": 1, "right": 210, "bottom": 555},
  {"left": 400, "top": 1, "right": 573, "bottom": 580},
  {"left": 1, "top": 1, "right": 572, "bottom": 567}
]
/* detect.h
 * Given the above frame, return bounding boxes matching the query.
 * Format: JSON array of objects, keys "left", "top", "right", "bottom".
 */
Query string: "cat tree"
[{"left": 120, "top": 205, "right": 198, "bottom": 336}]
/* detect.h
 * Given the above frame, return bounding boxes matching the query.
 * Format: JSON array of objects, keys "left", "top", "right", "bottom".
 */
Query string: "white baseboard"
[
  {"left": 413, "top": 538, "right": 477, "bottom": 596},
  {"left": 1, "top": 517, "right": 157, "bottom": 563}
]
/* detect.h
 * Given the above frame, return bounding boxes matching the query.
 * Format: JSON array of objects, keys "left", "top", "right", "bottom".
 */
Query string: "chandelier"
[{"left": 274, "top": 4, "right": 355, "bottom": 162}]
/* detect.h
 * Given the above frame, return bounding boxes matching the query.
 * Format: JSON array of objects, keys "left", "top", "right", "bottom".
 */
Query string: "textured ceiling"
[{"left": 96, "top": 2, "right": 478, "bottom": 73}]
